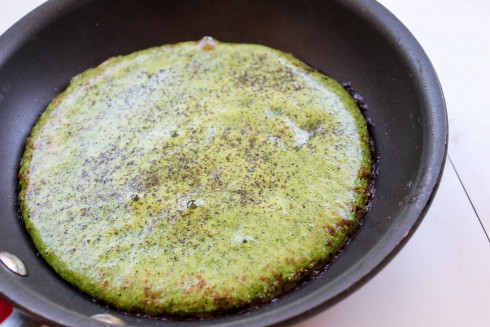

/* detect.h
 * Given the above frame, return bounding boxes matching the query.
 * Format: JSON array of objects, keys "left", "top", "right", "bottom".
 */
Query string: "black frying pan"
[{"left": 0, "top": 0, "right": 447, "bottom": 326}]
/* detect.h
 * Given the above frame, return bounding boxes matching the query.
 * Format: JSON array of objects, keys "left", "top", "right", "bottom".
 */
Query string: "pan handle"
[{"left": 0, "top": 310, "right": 42, "bottom": 327}]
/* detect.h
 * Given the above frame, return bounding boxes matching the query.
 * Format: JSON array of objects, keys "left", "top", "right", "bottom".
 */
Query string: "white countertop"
[{"left": 1, "top": 1, "right": 489, "bottom": 326}]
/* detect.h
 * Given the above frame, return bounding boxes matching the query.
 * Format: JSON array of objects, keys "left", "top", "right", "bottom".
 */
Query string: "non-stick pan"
[{"left": 0, "top": 0, "right": 447, "bottom": 326}]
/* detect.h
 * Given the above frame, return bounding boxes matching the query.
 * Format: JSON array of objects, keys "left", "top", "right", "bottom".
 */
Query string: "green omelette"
[{"left": 19, "top": 37, "right": 372, "bottom": 316}]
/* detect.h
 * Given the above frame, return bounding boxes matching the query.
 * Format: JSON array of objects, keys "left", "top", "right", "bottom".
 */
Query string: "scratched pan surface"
[{"left": 0, "top": 0, "right": 447, "bottom": 326}]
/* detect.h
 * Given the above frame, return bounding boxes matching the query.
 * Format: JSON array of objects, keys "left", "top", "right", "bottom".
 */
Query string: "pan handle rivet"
[
  {"left": 91, "top": 314, "right": 126, "bottom": 325},
  {"left": 0, "top": 251, "right": 28, "bottom": 276}
]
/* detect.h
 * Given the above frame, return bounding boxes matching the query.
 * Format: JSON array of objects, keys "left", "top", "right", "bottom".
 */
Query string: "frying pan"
[{"left": 0, "top": 0, "right": 447, "bottom": 326}]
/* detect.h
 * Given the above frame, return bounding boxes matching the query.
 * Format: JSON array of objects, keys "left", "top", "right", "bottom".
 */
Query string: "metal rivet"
[
  {"left": 0, "top": 252, "right": 28, "bottom": 276},
  {"left": 91, "top": 314, "right": 126, "bottom": 325}
]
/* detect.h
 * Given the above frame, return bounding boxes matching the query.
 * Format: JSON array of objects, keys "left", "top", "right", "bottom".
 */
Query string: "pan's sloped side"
[{"left": 0, "top": 0, "right": 447, "bottom": 326}]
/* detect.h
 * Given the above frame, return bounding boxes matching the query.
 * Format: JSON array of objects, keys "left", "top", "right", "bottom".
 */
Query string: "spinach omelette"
[{"left": 18, "top": 37, "right": 372, "bottom": 316}]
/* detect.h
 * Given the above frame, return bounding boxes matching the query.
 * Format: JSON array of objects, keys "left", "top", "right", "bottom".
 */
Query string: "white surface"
[
  {"left": 0, "top": 0, "right": 46, "bottom": 34},
  {"left": 1, "top": 1, "right": 489, "bottom": 326}
]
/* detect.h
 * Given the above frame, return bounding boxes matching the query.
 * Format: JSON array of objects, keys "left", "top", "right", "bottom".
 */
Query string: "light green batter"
[{"left": 19, "top": 37, "right": 372, "bottom": 316}]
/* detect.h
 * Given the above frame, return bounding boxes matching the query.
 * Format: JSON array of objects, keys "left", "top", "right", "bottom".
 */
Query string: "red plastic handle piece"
[{"left": 0, "top": 297, "right": 13, "bottom": 322}]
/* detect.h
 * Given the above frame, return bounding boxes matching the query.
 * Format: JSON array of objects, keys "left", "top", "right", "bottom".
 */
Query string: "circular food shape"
[{"left": 19, "top": 37, "right": 372, "bottom": 316}]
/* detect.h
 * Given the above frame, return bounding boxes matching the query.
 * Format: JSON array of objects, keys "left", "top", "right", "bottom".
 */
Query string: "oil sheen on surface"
[{"left": 19, "top": 37, "right": 372, "bottom": 316}]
